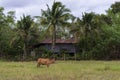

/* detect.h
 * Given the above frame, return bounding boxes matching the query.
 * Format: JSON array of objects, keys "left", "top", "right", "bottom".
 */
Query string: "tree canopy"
[{"left": 0, "top": 1, "right": 120, "bottom": 60}]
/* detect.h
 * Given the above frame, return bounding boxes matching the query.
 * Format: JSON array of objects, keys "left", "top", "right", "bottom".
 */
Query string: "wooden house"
[{"left": 33, "top": 38, "right": 77, "bottom": 60}]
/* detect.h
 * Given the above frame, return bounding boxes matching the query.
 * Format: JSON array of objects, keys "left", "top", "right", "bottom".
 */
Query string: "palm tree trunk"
[
  {"left": 52, "top": 25, "right": 56, "bottom": 53},
  {"left": 51, "top": 24, "right": 56, "bottom": 58},
  {"left": 23, "top": 43, "right": 27, "bottom": 60},
  {"left": 75, "top": 33, "right": 78, "bottom": 43}
]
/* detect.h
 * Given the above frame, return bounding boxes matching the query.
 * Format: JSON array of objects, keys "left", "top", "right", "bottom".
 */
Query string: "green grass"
[{"left": 0, "top": 61, "right": 120, "bottom": 80}]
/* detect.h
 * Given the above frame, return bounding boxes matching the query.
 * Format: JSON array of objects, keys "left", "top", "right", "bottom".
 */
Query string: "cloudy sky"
[{"left": 0, "top": 0, "right": 120, "bottom": 20}]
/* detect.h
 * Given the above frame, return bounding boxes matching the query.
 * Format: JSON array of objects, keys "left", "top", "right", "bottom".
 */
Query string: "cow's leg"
[
  {"left": 37, "top": 63, "right": 40, "bottom": 67},
  {"left": 47, "top": 64, "right": 50, "bottom": 68}
]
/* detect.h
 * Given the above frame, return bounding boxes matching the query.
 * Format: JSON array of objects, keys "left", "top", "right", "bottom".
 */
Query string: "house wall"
[{"left": 41, "top": 43, "right": 76, "bottom": 53}]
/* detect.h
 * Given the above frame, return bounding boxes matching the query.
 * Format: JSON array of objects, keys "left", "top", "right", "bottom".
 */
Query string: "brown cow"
[{"left": 37, "top": 58, "right": 55, "bottom": 68}]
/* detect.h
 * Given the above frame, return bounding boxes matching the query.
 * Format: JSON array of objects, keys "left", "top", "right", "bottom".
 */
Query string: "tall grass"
[{"left": 0, "top": 61, "right": 120, "bottom": 80}]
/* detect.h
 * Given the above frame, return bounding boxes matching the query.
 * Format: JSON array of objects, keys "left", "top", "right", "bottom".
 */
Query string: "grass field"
[{"left": 0, "top": 61, "right": 120, "bottom": 80}]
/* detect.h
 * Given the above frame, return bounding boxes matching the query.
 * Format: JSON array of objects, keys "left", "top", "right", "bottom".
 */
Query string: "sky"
[{"left": 0, "top": 0, "right": 120, "bottom": 20}]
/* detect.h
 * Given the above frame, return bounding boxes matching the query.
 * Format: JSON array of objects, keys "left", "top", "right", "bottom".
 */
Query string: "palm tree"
[
  {"left": 70, "top": 12, "right": 102, "bottom": 57},
  {"left": 11, "top": 15, "right": 40, "bottom": 60},
  {"left": 70, "top": 17, "right": 84, "bottom": 42},
  {"left": 82, "top": 12, "right": 94, "bottom": 37},
  {"left": 81, "top": 12, "right": 105, "bottom": 57},
  {"left": 41, "top": 1, "right": 71, "bottom": 51}
]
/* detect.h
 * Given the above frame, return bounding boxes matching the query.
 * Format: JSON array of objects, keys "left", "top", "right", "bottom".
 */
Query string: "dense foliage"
[{"left": 0, "top": 2, "right": 120, "bottom": 61}]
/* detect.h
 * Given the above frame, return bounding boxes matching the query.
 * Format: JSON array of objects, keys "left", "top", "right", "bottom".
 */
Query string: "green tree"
[
  {"left": 80, "top": 13, "right": 100, "bottom": 50},
  {"left": 71, "top": 12, "right": 103, "bottom": 59},
  {"left": 41, "top": 1, "right": 71, "bottom": 51},
  {"left": 0, "top": 7, "right": 16, "bottom": 59},
  {"left": 70, "top": 17, "right": 83, "bottom": 42},
  {"left": 110, "top": 2, "right": 120, "bottom": 14},
  {"left": 11, "top": 15, "right": 40, "bottom": 60}
]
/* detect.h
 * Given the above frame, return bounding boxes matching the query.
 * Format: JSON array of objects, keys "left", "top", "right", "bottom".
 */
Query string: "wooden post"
[
  {"left": 64, "top": 53, "right": 66, "bottom": 61},
  {"left": 74, "top": 53, "right": 76, "bottom": 61}
]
